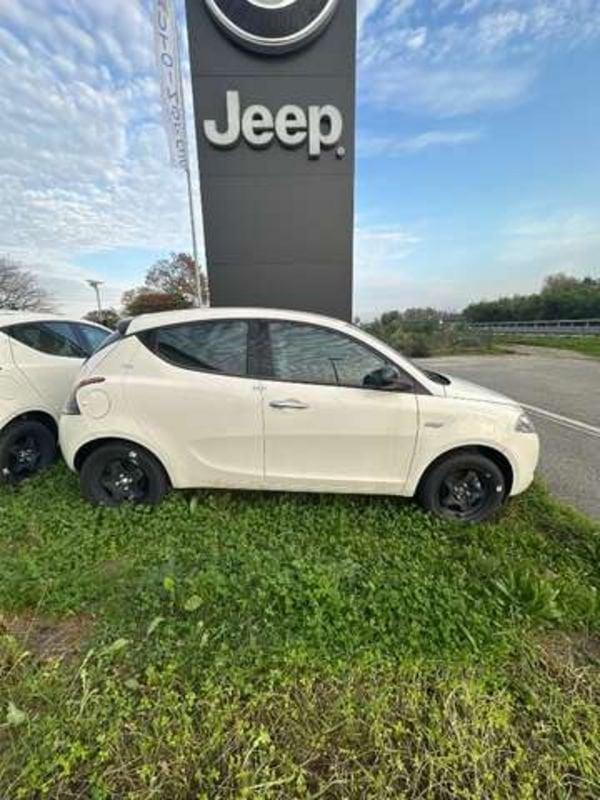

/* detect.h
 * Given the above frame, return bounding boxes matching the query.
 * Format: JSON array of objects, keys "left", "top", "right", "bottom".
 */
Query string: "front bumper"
[
  {"left": 509, "top": 432, "right": 540, "bottom": 496},
  {"left": 58, "top": 414, "right": 84, "bottom": 472}
]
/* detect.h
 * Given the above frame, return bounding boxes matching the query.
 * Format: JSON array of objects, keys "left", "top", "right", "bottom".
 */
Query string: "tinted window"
[
  {"left": 89, "top": 328, "right": 122, "bottom": 357},
  {"left": 268, "top": 322, "right": 388, "bottom": 387},
  {"left": 77, "top": 324, "right": 109, "bottom": 353},
  {"left": 8, "top": 322, "right": 87, "bottom": 358},
  {"left": 141, "top": 320, "right": 248, "bottom": 375}
]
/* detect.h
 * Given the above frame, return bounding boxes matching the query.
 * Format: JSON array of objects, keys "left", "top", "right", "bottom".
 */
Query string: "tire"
[
  {"left": 79, "top": 442, "right": 169, "bottom": 507},
  {"left": 0, "top": 419, "right": 57, "bottom": 484},
  {"left": 418, "top": 452, "right": 507, "bottom": 523}
]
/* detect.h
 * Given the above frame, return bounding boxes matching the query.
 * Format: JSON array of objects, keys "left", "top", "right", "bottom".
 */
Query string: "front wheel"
[
  {"left": 418, "top": 452, "right": 507, "bottom": 523},
  {"left": 80, "top": 443, "right": 169, "bottom": 507},
  {"left": 0, "top": 420, "right": 57, "bottom": 483}
]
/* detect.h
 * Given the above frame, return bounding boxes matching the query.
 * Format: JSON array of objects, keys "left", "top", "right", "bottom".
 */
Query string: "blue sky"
[{"left": 1, "top": 0, "right": 599, "bottom": 317}]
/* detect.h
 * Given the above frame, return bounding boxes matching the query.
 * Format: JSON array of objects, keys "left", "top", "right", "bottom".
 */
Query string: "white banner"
[{"left": 154, "top": 0, "right": 189, "bottom": 171}]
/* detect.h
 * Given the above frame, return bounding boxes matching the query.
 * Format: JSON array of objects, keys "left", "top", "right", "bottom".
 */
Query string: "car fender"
[
  {"left": 70, "top": 428, "right": 176, "bottom": 485},
  {"left": 406, "top": 435, "right": 520, "bottom": 497},
  {"left": 0, "top": 402, "right": 59, "bottom": 435}
]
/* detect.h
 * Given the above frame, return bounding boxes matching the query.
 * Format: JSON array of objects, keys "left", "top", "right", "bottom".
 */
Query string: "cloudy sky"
[{"left": 1, "top": 0, "right": 599, "bottom": 317}]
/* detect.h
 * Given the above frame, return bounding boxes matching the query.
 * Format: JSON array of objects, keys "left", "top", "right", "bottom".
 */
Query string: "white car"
[
  {"left": 0, "top": 312, "right": 109, "bottom": 481},
  {"left": 59, "top": 308, "right": 539, "bottom": 522}
]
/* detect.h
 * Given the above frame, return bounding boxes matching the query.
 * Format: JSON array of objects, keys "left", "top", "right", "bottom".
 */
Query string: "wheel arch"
[
  {"left": 415, "top": 445, "right": 514, "bottom": 497},
  {"left": 2, "top": 410, "right": 58, "bottom": 441},
  {"left": 73, "top": 437, "right": 172, "bottom": 486}
]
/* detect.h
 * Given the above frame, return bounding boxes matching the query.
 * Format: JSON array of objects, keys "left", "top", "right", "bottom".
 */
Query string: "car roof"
[
  {"left": 0, "top": 311, "right": 107, "bottom": 329},
  {"left": 126, "top": 307, "right": 357, "bottom": 335}
]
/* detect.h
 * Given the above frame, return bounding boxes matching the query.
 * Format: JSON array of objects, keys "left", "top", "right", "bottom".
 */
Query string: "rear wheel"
[
  {"left": 418, "top": 452, "right": 507, "bottom": 523},
  {"left": 80, "top": 443, "right": 169, "bottom": 507},
  {"left": 0, "top": 420, "right": 57, "bottom": 483}
]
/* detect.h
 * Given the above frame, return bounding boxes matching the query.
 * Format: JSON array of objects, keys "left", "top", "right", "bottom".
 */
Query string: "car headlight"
[{"left": 515, "top": 412, "right": 536, "bottom": 434}]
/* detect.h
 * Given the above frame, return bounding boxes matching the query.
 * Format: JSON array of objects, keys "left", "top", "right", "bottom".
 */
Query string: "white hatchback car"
[
  {"left": 60, "top": 308, "right": 539, "bottom": 522},
  {"left": 0, "top": 312, "right": 109, "bottom": 481}
]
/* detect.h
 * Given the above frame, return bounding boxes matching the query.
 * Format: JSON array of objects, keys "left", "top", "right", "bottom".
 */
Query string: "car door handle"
[{"left": 269, "top": 399, "right": 309, "bottom": 410}]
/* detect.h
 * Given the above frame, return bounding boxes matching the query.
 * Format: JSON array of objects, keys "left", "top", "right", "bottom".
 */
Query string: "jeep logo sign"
[
  {"left": 204, "top": 0, "right": 341, "bottom": 54},
  {"left": 186, "top": 0, "right": 357, "bottom": 320},
  {"left": 203, "top": 91, "right": 344, "bottom": 158}
]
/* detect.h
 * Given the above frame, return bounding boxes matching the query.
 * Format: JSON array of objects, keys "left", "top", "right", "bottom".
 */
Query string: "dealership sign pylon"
[{"left": 185, "top": 0, "right": 357, "bottom": 320}]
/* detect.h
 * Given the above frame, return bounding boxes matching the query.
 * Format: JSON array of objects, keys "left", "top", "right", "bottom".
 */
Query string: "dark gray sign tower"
[{"left": 185, "top": 0, "right": 357, "bottom": 321}]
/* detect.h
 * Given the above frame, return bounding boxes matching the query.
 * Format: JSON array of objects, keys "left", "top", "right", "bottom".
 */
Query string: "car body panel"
[
  {"left": 261, "top": 378, "right": 419, "bottom": 492},
  {"left": 9, "top": 337, "right": 85, "bottom": 416},
  {"left": 125, "top": 338, "right": 263, "bottom": 488},
  {"left": 408, "top": 394, "right": 539, "bottom": 496},
  {"left": 442, "top": 375, "right": 519, "bottom": 407},
  {"left": 0, "top": 314, "right": 109, "bottom": 433}
]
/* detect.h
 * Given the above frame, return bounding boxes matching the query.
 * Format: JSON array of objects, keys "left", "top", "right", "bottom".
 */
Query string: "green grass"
[
  {"left": 1, "top": 468, "right": 599, "bottom": 798},
  {"left": 497, "top": 334, "right": 600, "bottom": 359}
]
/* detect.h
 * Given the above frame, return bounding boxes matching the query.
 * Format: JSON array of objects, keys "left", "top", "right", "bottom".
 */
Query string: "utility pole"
[{"left": 86, "top": 280, "right": 104, "bottom": 313}]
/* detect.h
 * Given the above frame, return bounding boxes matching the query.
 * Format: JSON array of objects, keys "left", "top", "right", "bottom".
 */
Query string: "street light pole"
[{"left": 86, "top": 280, "right": 104, "bottom": 314}]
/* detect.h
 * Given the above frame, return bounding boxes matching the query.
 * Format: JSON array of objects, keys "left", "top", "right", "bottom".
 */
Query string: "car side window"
[
  {"left": 76, "top": 324, "right": 110, "bottom": 354},
  {"left": 140, "top": 320, "right": 249, "bottom": 376},
  {"left": 8, "top": 322, "right": 87, "bottom": 358},
  {"left": 267, "top": 321, "right": 388, "bottom": 388}
]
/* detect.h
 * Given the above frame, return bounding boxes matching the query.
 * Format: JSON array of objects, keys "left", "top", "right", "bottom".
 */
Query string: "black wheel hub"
[
  {"left": 100, "top": 456, "right": 149, "bottom": 503},
  {"left": 439, "top": 468, "right": 495, "bottom": 520},
  {"left": 6, "top": 434, "right": 42, "bottom": 479}
]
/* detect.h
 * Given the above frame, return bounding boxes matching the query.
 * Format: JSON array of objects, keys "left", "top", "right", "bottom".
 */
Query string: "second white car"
[{"left": 0, "top": 312, "right": 109, "bottom": 481}]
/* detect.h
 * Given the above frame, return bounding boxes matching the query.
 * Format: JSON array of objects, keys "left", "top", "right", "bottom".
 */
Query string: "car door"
[
  {"left": 259, "top": 320, "right": 419, "bottom": 494},
  {"left": 131, "top": 318, "right": 263, "bottom": 489},
  {"left": 0, "top": 331, "right": 25, "bottom": 421},
  {"left": 7, "top": 321, "right": 89, "bottom": 414}
]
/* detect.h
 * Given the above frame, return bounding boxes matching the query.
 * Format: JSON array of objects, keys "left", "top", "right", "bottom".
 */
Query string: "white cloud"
[
  {"left": 357, "top": 0, "right": 385, "bottom": 34},
  {"left": 0, "top": 0, "right": 203, "bottom": 316},
  {"left": 361, "top": 63, "right": 536, "bottom": 116},
  {"left": 352, "top": 210, "right": 600, "bottom": 317},
  {"left": 353, "top": 224, "right": 458, "bottom": 318},
  {"left": 353, "top": 222, "right": 464, "bottom": 317},
  {"left": 501, "top": 212, "right": 600, "bottom": 267},
  {"left": 359, "top": 128, "right": 482, "bottom": 156},
  {"left": 355, "top": 226, "right": 422, "bottom": 262},
  {"left": 2, "top": 0, "right": 600, "bottom": 319},
  {"left": 359, "top": 0, "right": 600, "bottom": 117},
  {"left": 476, "top": 10, "right": 528, "bottom": 52}
]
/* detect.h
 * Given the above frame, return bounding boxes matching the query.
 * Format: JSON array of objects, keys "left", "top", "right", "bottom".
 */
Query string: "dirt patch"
[
  {"left": 538, "top": 631, "right": 600, "bottom": 669},
  {"left": 0, "top": 611, "right": 94, "bottom": 661}
]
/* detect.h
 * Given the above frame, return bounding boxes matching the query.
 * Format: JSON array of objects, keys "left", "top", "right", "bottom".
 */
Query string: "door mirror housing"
[{"left": 364, "top": 366, "right": 414, "bottom": 392}]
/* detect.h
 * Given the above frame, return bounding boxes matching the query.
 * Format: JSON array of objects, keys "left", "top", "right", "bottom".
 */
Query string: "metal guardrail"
[{"left": 469, "top": 319, "right": 600, "bottom": 336}]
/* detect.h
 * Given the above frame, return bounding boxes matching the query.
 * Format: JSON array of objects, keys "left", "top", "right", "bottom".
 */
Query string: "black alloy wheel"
[
  {"left": 99, "top": 456, "right": 150, "bottom": 504},
  {"left": 80, "top": 443, "right": 169, "bottom": 507},
  {"left": 438, "top": 467, "right": 497, "bottom": 521},
  {"left": 418, "top": 452, "right": 507, "bottom": 523},
  {"left": 0, "top": 420, "right": 57, "bottom": 484}
]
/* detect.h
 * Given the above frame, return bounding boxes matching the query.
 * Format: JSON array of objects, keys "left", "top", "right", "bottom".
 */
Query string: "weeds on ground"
[{"left": 1, "top": 468, "right": 599, "bottom": 798}]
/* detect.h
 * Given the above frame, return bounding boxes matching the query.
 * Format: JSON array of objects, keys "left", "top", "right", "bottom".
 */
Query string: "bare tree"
[{"left": 0, "top": 257, "right": 54, "bottom": 312}]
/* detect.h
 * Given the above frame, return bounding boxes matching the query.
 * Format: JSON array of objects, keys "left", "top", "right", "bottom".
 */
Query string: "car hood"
[{"left": 441, "top": 374, "right": 520, "bottom": 408}]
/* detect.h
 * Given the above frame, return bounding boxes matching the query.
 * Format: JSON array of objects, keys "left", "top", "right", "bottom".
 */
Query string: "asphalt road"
[{"left": 418, "top": 347, "right": 600, "bottom": 520}]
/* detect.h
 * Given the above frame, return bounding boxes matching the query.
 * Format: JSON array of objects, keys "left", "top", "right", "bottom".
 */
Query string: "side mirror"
[{"left": 364, "top": 366, "right": 413, "bottom": 392}]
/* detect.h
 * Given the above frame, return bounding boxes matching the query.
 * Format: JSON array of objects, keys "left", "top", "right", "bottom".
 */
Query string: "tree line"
[
  {"left": 463, "top": 274, "right": 600, "bottom": 322},
  {"left": 1, "top": 256, "right": 598, "bottom": 329}
]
